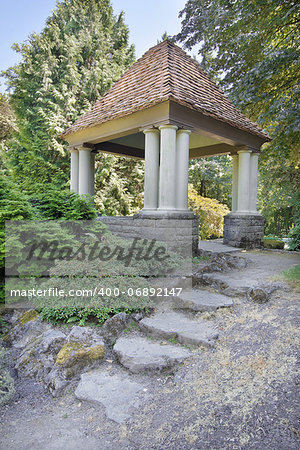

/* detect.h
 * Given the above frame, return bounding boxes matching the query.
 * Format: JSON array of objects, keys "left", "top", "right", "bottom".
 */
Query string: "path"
[{"left": 0, "top": 249, "right": 299, "bottom": 449}]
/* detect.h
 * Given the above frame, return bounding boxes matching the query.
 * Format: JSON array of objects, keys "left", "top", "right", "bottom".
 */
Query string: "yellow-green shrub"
[{"left": 188, "top": 185, "right": 230, "bottom": 239}]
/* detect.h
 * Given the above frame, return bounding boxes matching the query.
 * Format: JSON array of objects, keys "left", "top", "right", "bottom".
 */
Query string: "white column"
[
  {"left": 176, "top": 129, "right": 191, "bottom": 210},
  {"left": 70, "top": 148, "right": 79, "bottom": 193},
  {"left": 143, "top": 129, "right": 160, "bottom": 210},
  {"left": 237, "top": 149, "right": 251, "bottom": 213},
  {"left": 249, "top": 152, "right": 259, "bottom": 213},
  {"left": 78, "top": 147, "right": 92, "bottom": 196},
  {"left": 89, "top": 152, "right": 95, "bottom": 196},
  {"left": 231, "top": 154, "right": 239, "bottom": 212},
  {"left": 158, "top": 125, "right": 178, "bottom": 210}
]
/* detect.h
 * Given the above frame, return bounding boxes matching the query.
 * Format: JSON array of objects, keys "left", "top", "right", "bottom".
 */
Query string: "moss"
[
  {"left": 17, "top": 310, "right": 39, "bottom": 325},
  {"left": 55, "top": 342, "right": 105, "bottom": 367},
  {"left": 264, "top": 239, "right": 284, "bottom": 249}
]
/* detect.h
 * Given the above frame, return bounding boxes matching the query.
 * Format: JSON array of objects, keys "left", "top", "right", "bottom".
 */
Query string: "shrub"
[
  {"left": 6, "top": 221, "right": 185, "bottom": 325},
  {"left": 28, "top": 184, "right": 97, "bottom": 220},
  {"left": 288, "top": 192, "right": 300, "bottom": 251},
  {"left": 188, "top": 185, "right": 230, "bottom": 239},
  {"left": 0, "top": 171, "right": 34, "bottom": 303},
  {"left": 288, "top": 220, "right": 300, "bottom": 251}
]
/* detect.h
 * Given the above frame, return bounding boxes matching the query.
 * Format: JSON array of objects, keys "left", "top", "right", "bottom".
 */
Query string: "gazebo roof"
[{"left": 62, "top": 40, "right": 270, "bottom": 143}]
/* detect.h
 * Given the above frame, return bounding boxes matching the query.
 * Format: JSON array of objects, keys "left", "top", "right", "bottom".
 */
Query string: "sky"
[{"left": 0, "top": 0, "right": 192, "bottom": 93}]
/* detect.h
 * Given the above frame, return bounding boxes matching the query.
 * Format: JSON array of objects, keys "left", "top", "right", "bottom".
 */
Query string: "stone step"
[
  {"left": 173, "top": 289, "right": 233, "bottom": 312},
  {"left": 195, "top": 272, "right": 248, "bottom": 297},
  {"left": 75, "top": 370, "right": 146, "bottom": 423},
  {"left": 140, "top": 311, "right": 219, "bottom": 347},
  {"left": 114, "top": 335, "right": 193, "bottom": 373}
]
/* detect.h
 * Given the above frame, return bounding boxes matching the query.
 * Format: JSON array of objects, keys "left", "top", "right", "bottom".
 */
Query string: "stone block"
[{"left": 223, "top": 214, "right": 264, "bottom": 249}]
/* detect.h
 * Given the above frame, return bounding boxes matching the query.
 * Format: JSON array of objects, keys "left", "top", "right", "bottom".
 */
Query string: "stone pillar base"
[
  {"left": 223, "top": 213, "right": 264, "bottom": 249},
  {"left": 98, "top": 211, "right": 199, "bottom": 255}
]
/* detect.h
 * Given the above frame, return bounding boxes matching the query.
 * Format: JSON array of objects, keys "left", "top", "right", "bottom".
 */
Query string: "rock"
[
  {"left": 55, "top": 341, "right": 105, "bottom": 369},
  {"left": 101, "top": 312, "right": 131, "bottom": 343},
  {"left": 0, "top": 345, "right": 15, "bottom": 406},
  {"left": 10, "top": 320, "right": 106, "bottom": 395},
  {"left": 67, "top": 326, "right": 103, "bottom": 346},
  {"left": 140, "top": 311, "right": 219, "bottom": 347},
  {"left": 131, "top": 312, "right": 144, "bottom": 322},
  {"left": 173, "top": 289, "right": 233, "bottom": 312},
  {"left": 114, "top": 335, "right": 192, "bottom": 373},
  {"left": 247, "top": 284, "right": 280, "bottom": 303},
  {"left": 3, "top": 310, "right": 51, "bottom": 349},
  {"left": 75, "top": 370, "right": 146, "bottom": 423},
  {"left": 14, "top": 328, "right": 67, "bottom": 381},
  {"left": 195, "top": 254, "right": 248, "bottom": 276},
  {"left": 38, "top": 329, "right": 66, "bottom": 354}
]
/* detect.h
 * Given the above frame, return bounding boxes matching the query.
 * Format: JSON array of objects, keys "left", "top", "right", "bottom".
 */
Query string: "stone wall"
[
  {"left": 98, "top": 212, "right": 199, "bottom": 255},
  {"left": 223, "top": 214, "right": 264, "bottom": 249}
]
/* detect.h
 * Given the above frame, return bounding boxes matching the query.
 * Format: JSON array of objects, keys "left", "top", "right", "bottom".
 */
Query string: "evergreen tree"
[
  {"left": 3, "top": 0, "right": 135, "bottom": 192},
  {"left": 177, "top": 0, "right": 299, "bottom": 235}
]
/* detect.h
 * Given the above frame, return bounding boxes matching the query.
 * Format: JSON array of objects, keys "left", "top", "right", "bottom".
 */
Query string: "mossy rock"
[
  {"left": 55, "top": 341, "right": 105, "bottom": 368},
  {"left": 264, "top": 239, "right": 284, "bottom": 249},
  {"left": 17, "top": 310, "right": 39, "bottom": 325}
]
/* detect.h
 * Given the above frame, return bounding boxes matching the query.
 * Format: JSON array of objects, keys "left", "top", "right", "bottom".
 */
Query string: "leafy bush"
[
  {"left": 6, "top": 220, "right": 185, "bottom": 325},
  {"left": 288, "top": 220, "right": 300, "bottom": 251},
  {"left": 39, "top": 306, "right": 148, "bottom": 327},
  {"left": 28, "top": 184, "right": 97, "bottom": 220},
  {"left": 287, "top": 192, "right": 300, "bottom": 251},
  {"left": 0, "top": 171, "right": 34, "bottom": 303},
  {"left": 188, "top": 185, "right": 230, "bottom": 239}
]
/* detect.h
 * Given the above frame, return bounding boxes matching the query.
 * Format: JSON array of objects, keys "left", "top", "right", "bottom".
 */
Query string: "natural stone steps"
[
  {"left": 75, "top": 370, "right": 147, "bottom": 423},
  {"left": 196, "top": 272, "right": 283, "bottom": 302},
  {"left": 195, "top": 272, "right": 248, "bottom": 296},
  {"left": 140, "top": 311, "right": 219, "bottom": 347},
  {"left": 172, "top": 289, "right": 233, "bottom": 312},
  {"left": 114, "top": 335, "right": 193, "bottom": 373}
]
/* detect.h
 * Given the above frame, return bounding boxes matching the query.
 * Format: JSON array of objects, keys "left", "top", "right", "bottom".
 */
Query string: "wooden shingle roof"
[{"left": 61, "top": 40, "right": 270, "bottom": 140}]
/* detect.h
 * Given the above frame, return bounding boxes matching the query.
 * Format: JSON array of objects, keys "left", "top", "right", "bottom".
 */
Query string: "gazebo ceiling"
[{"left": 61, "top": 40, "right": 271, "bottom": 156}]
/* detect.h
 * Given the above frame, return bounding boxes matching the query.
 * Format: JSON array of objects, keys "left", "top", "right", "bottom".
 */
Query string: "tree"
[
  {"left": 95, "top": 153, "right": 144, "bottom": 216},
  {"left": 177, "top": 0, "right": 300, "bottom": 235},
  {"left": 189, "top": 156, "right": 232, "bottom": 207},
  {"left": 2, "top": 0, "right": 135, "bottom": 192}
]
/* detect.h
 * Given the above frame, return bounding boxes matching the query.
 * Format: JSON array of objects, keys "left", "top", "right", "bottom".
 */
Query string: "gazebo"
[{"left": 61, "top": 40, "right": 271, "bottom": 253}]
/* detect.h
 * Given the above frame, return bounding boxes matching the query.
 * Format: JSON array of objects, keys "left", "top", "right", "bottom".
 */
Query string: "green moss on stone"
[
  {"left": 55, "top": 342, "right": 105, "bottom": 367},
  {"left": 264, "top": 239, "right": 285, "bottom": 249},
  {"left": 18, "top": 310, "right": 39, "bottom": 325}
]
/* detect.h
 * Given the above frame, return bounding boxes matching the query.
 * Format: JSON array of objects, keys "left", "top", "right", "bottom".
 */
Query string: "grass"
[
  {"left": 271, "top": 264, "right": 300, "bottom": 290},
  {"left": 281, "top": 265, "right": 300, "bottom": 281}
]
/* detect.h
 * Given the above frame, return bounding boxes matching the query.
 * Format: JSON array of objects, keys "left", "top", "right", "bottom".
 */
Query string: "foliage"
[
  {"left": 0, "top": 171, "right": 34, "bottom": 302},
  {"left": 39, "top": 306, "right": 148, "bottom": 326},
  {"left": 281, "top": 265, "right": 300, "bottom": 281},
  {"left": 189, "top": 156, "right": 232, "bottom": 207},
  {"left": 0, "top": 94, "right": 16, "bottom": 143},
  {"left": 288, "top": 221, "right": 300, "bottom": 251},
  {"left": 177, "top": 0, "right": 300, "bottom": 236},
  {"left": 28, "top": 185, "right": 97, "bottom": 220},
  {"left": 188, "top": 185, "right": 230, "bottom": 239},
  {"left": 95, "top": 153, "right": 144, "bottom": 215},
  {"left": 2, "top": 0, "right": 135, "bottom": 192},
  {"left": 287, "top": 190, "right": 300, "bottom": 251},
  {"left": 6, "top": 220, "right": 185, "bottom": 324}
]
